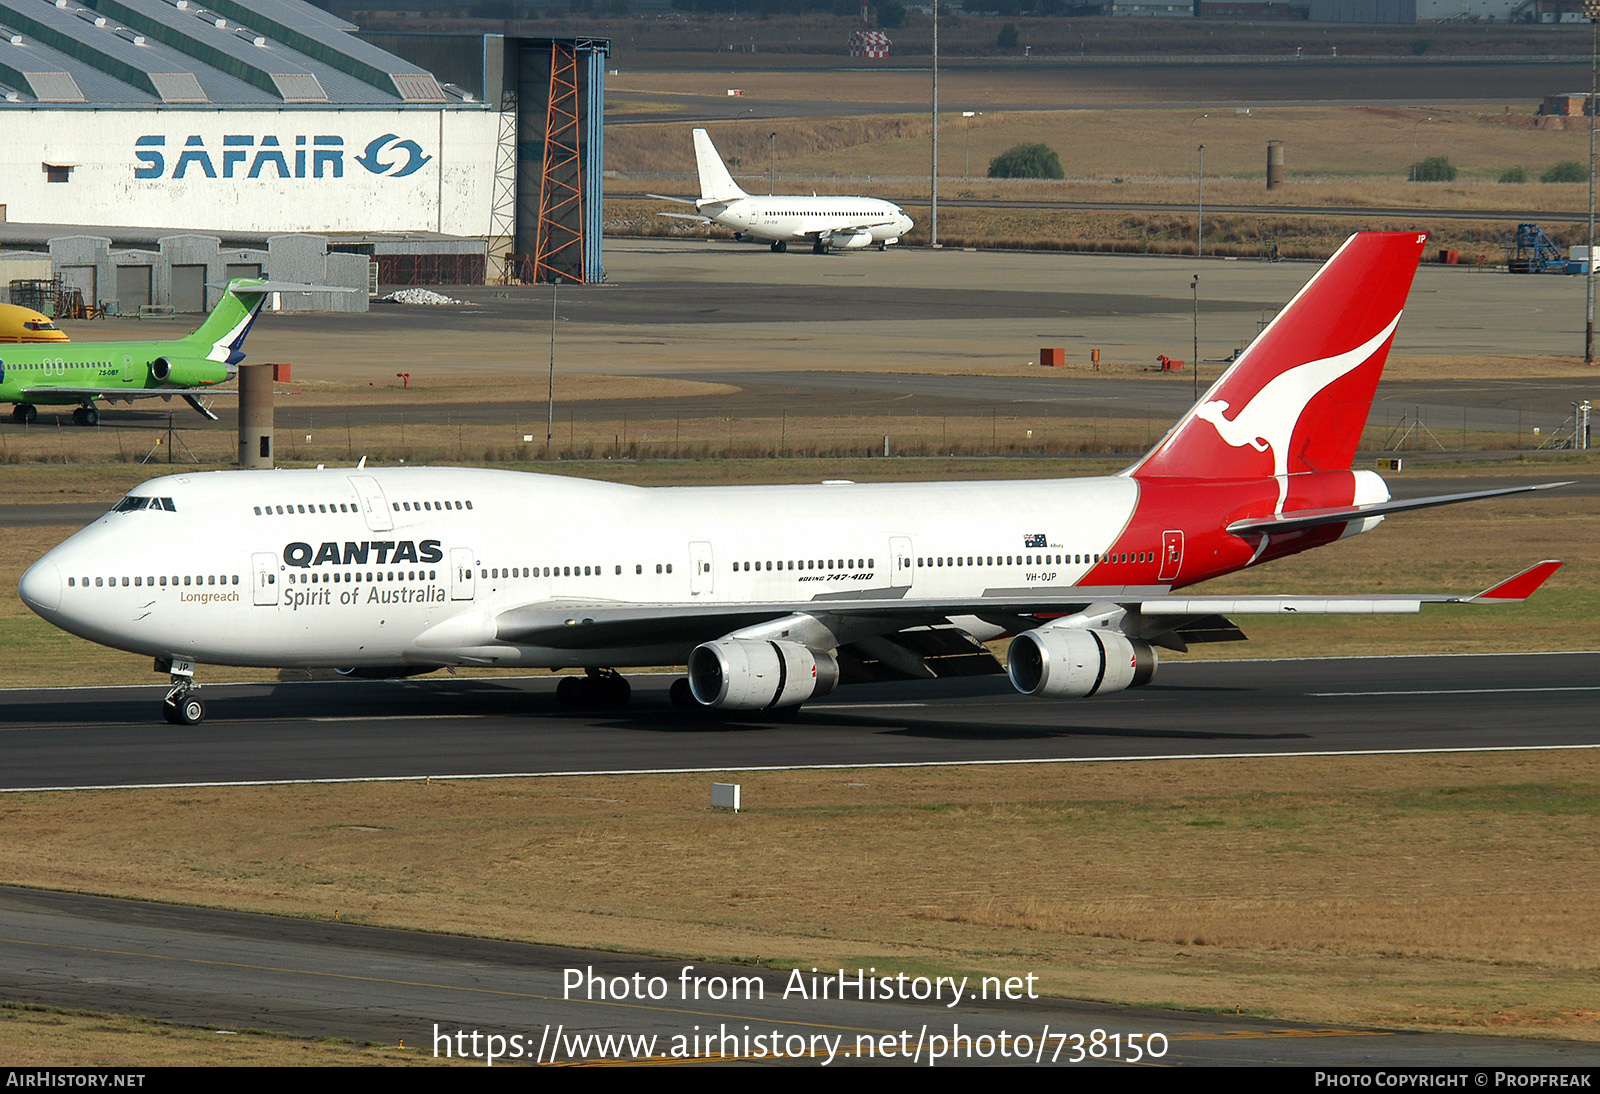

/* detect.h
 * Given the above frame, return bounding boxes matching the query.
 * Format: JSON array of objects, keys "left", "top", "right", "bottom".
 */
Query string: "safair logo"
[{"left": 134, "top": 133, "right": 431, "bottom": 180}]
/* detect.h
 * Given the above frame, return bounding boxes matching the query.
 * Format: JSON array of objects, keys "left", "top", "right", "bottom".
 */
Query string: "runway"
[{"left": 5, "top": 654, "right": 1597, "bottom": 791}]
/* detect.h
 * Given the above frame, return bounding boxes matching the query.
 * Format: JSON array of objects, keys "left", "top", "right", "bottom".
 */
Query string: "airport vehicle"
[
  {"left": 19, "top": 232, "right": 1565, "bottom": 725},
  {"left": 1, "top": 279, "right": 277, "bottom": 425},
  {"left": 653, "top": 128, "right": 914, "bottom": 253},
  {"left": 0, "top": 303, "right": 70, "bottom": 344}
]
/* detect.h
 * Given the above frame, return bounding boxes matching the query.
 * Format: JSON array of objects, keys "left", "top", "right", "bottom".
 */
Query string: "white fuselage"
[
  {"left": 705, "top": 195, "right": 913, "bottom": 247},
  {"left": 20, "top": 466, "right": 1139, "bottom": 671}
]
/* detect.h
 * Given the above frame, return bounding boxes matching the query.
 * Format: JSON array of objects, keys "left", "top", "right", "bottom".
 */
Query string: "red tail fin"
[{"left": 1130, "top": 231, "right": 1427, "bottom": 482}]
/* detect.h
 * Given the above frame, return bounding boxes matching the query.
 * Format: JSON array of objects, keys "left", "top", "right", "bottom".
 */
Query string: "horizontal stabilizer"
[
  {"left": 1227, "top": 481, "right": 1572, "bottom": 538},
  {"left": 647, "top": 193, "right": 697, "bottom": 205},
  {"left": 1469, "top": 559, "right": 1563, "bottom": 602},
  {"left": 660, "top": 212, "right": 713, "bottom": 223}
]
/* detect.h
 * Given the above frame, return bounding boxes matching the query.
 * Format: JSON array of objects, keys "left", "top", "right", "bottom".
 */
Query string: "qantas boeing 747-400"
[{"left": 20, "top": 232, "right": 1565, "bottom": 724}]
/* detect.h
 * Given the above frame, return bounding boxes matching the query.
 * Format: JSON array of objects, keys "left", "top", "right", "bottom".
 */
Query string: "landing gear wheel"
[
  {"left": 556, "top": 670, "right": 631, "bottom": 711},
  {"left": 812, "top": 241, "right": 828, "bottom": 255},
  {"left": 162, "top": 692, "right": 205, "bottom": 725},
  {"left": 669, "top": 678, "right": 696, "bottom": 710},
  {"left": 72, "top": 406, "right": 98, "bottom": 427},
  {"left": 12, "top": 403, "right": 37, "bottom": 424},
  {"left": 771, "top": 240, "right": 787, "bottom": 253}
]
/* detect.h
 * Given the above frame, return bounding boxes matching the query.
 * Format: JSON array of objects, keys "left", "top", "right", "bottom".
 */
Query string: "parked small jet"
[
  {"left": 653, "top": 128, "right": 914, "bottom": 253},
  {"left": 19, "top": 233, "right": 1567, "bottom": 725},
  {"left": 0, "top": 303, "right": 70, "bottom": 344},
  {"left": 0, "top": 279, "right": 280, "bottom": 425}
]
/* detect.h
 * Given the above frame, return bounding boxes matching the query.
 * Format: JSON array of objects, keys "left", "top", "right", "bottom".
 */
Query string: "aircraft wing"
[
  {"left": 19, "top": 387, "right": 227, "bottom": 419},
  {"left": 493, "top": 561, "right": 1562, "bottom": 651},
  {"left": 792, "top": 220, "right": 898, "bottom": 240},
  {"left": 19, "top": 386, "right": 230, "bottom": 402}
]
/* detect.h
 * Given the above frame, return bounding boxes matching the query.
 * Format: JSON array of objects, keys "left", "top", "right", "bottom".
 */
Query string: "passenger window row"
[
  {"left": 288, "top": 570, "right": 436, "bottom": 584},
  {"left": 69, "top": 574, "right": 237, "bottom": 588},
  {"left": 734, "top": 558, "right": 875, "bottom": 572}
]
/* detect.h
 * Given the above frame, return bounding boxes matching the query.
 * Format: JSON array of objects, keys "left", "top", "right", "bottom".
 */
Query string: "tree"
[
  {"left": 1499, "top": 166, "right": 1528, "bottom": 184},
  {"left": 1409, "top": 155, "right": 1456, "bottom": 182},
  {"left": 997, "top": 23, "right": 1019, "bottom": 50},
  {"left": 877, "top": 0, "right": 905, "bottom": 27},
  {"left": 988, "top": 142, "right": 1063, "bottom": 180},
  {"left": 1541, "top": 161, "right": 1586, "bottom": 183}
]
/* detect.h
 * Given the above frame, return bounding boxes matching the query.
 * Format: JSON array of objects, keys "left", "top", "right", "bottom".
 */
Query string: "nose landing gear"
[{"left": 157, "top": 658, "right": 205, "bottom": 725}]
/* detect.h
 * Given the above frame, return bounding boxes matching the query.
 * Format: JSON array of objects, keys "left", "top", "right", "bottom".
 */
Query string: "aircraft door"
[
  {"left": 348, "top": 475, "right": 394, "bottom": 532},
  {"left": 689, "top": 541, "right": 714, "bottom": 596},
  {"left": 1159, "top": 530, "right": 1184, "bottom": 582},
  {"left": 252, "top": 553, "right": 279, "bottom": 606},
  {"left": 890, "top": 536, "right": 914, "bottom": 589},
  {"left": 450, "top": 548, "right": 476, "bottom": 601}
]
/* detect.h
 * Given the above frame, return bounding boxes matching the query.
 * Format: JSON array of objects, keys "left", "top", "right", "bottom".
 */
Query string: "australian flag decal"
[{"left": 1024, "top": 533, "right": 1047, "bottom": 548}]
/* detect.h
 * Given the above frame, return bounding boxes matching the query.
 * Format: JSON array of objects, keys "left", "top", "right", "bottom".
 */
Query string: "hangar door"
[
  {"left": 116, "top": 266, "right": 152, "bottom": 313},
  {"left": 60, "top": 265, "right": 96, "bottom": 311},
  {"left": 171, "top": 264, "right": 206, "bottom": 313}
]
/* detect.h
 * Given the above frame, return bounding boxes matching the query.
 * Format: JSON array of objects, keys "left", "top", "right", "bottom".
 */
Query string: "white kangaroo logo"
[{"left": 1194, "top": 313, "right": 1401, "bottom": 508}]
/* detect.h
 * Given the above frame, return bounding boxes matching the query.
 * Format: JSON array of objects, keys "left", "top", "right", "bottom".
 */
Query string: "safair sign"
[{"left": 133, "top": 133, "right": 431, "bottom": 180}]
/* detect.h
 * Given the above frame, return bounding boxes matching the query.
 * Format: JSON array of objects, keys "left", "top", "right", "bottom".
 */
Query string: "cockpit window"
[{"left": 112, "top": 496, "right": 176, "bottom": 513}]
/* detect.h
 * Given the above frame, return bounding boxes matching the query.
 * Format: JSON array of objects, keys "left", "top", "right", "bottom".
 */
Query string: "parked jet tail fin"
[
  {"left": 692, "top": 128, "right": 749, "bottom": 204},
  {"left": 1130, "top": 231, "right": 1430, "bottom": 483},
  {"left": 184, "top": 278, "right": 272, "bottom": 364}
]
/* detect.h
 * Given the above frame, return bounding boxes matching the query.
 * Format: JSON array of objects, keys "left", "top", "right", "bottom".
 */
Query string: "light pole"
[
  {"left": 769, "top": 131, "right": 777, "bottom": 195},
  {"left": 1587, "top": 0, "right": 1599, "bottom": 363},
  {"left": 1196, "top": 143, "right": 1205, "bottom": 258},
  {"left": 930, "top": 0, "right": 939, "bottom": 248},
  {"left": 1191, "top": 275, "right": 1200, "bottom": 402},
  {"left": 962, "top": 110, "right": 977, "bottom": 179}
]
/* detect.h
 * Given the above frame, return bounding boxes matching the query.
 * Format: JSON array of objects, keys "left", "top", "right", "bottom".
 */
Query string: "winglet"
[{"left": 1470, "top": 560, "right": 1563, "bottom": 602}]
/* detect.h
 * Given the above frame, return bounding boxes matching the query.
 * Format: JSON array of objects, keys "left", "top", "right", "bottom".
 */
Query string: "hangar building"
[{"left": 0, "top": 0, "right": 605, "bottom": 309}]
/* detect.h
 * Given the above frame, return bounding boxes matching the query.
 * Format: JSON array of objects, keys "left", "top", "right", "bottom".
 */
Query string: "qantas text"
[{"left": 282, "top": 540, "right": 443, "bottom": 568}]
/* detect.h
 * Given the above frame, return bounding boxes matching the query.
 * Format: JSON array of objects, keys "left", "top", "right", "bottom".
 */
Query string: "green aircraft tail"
[{"left": 183, "top": 279, "right": 271, "bottom": 365}]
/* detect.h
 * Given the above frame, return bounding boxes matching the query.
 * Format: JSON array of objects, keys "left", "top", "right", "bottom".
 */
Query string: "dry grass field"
[
  {"left": 3, "top": 753, "right": 1598, "bottom": 1044},
  {"left": 608, "top": 104, "right": 1600, "bottom": 255}
]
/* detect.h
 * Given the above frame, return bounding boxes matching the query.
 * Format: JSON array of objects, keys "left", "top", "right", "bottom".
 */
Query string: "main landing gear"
[
  {"left": 10, "top": 403, "right": 37, "bottom": 425},
  {"left": 158, "top": 658, "right": 205, "bottom": 725},
  {"left": 812, "top": 240, "right": 830, "bottom": 255},
  {"left": 770, "top": 240, "right": 788, "bottom": 253},
  {"left": 556, "top": 667, "right": 632, "bottom": 711},
  {"left": 72, "top": 405, "right": 99, "bottom": 427}
]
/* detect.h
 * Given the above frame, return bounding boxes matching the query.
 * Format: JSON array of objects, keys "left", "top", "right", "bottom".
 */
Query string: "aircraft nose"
[{"left": 19, "top": 557, "right": 62, "bottom": 616}]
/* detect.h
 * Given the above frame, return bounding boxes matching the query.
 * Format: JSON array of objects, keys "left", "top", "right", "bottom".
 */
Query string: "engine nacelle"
[
  {"left": 687, "top": 638, "right": 840, "bottom": 710},
  {"left": 151, "top": 356, "right": 229, "bottom": 387},
  {"left": 1006, "top": 627, "right": 1157, "bottom": 699},
  {"left": 826, "top": 229, "right": 875, "bottom": 250}
]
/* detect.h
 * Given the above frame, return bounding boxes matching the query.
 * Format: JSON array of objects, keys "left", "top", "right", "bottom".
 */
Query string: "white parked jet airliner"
[
  {"left": 653, "top": 128, "right": 914, "bottom": 253},
  {"left": 20, "top": 233, "right": 1566, "bottom": 725}
]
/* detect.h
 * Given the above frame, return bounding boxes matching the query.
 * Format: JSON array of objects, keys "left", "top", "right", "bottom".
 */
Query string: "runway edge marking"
[{"left": 6, "top": 743, "right": 1600, "bottom": 795}]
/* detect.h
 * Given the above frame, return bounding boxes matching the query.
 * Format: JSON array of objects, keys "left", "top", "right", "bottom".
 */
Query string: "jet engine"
[
  {"left": 151, "top": 356, "right": 230, "bottom": 387},
  {"left": 687, "top": 638, "right": 840, "bottom": 710},
  {"left": 1006, "top": 626, "right": 1157, "bottom": 699},
  {"left": 824, "top": 229, "right": 875, "bottom": 250}
]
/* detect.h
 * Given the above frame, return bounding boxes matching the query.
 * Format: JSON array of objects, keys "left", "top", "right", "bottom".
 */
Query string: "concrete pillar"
[
  {"left": 1266, "top": 141, "right": 1285, "bottom": 191},
  {"left": 238, "top": 363, "right": 273, "bottom": 468}
]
